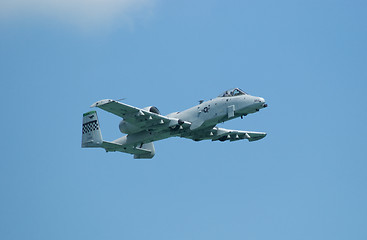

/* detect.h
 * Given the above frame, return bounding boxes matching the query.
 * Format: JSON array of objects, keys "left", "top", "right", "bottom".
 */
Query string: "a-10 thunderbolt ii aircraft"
[{"left": 82, "top": 88, "right": 268, "bottom": 159}]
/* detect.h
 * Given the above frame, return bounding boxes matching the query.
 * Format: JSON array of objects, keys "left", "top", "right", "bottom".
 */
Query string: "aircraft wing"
[
  {"left": 91, "top": 99, "right": 166, "bottom": 121},
  {"left": 90, "top": 99, "right": 190, "bottom": 131},
  {"left": 186, "top": 127, "right": 267, "bottom": 142},
  {"left": 211, "top": 127, "right": 267, "bottom": 142}
]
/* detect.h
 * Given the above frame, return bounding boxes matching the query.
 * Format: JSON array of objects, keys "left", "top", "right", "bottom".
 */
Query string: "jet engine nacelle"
[
  {"left": 119, "top": 121, "right": 140, "bottom": 134},
  {"left": 119, "top": 106, "right": 161, "bottom": 134},
  {"left": 142, "top": 106, "right": 160, "bottom": 115}
]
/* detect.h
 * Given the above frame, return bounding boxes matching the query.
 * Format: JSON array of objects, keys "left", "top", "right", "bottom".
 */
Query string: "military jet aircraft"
[{"left": 82, "top": 88, "right": 267, "bottom": 159}]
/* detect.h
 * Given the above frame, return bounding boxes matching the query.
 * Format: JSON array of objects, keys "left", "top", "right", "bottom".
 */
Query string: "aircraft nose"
[
  {"left": 253, "top": 97, "right": 268, "bottom": 111},
  {"left": 258, "top": 97, "right": 267, "bottom": 108}
]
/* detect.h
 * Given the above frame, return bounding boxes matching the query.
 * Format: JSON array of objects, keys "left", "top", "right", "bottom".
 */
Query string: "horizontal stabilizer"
[{"left": 101, "top": 141, "right": 152, "bottom": 155}]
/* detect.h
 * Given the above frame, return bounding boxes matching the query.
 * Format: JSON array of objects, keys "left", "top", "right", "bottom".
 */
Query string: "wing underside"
[{"left": 183, "top": 127, "right": 267, "bottom": 142}]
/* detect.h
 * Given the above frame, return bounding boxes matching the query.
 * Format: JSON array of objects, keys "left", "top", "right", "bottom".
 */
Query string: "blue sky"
[{"left": 1, "top": 0, "right": 367, "bottom": 239}]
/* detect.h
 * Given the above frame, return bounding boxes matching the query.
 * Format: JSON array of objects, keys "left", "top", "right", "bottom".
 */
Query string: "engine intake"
[{"left": 142, "top": 106, "right": 160, "bottom": 115}]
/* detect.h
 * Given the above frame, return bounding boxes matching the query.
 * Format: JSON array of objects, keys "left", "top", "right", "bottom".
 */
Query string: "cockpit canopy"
[{"left": 218, "top": 88, "right": 247, "bottom": 97}]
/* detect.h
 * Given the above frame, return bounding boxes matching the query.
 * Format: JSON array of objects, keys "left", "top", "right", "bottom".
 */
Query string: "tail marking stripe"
[{"left": 82, "top": 120, "right": 99, "bottom": 134}]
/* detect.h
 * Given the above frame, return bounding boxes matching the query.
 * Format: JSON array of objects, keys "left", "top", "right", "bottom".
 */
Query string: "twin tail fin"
[{"left": 81, "top": 111, "right": 103, "bottom": 148}]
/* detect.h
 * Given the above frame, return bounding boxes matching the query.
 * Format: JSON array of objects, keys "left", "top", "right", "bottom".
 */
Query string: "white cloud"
[{"left": 0, "top": 0, "right": 155, "bottom": 29}]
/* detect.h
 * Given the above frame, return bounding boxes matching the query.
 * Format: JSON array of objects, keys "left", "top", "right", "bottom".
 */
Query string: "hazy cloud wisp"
[{"left": 0, "top": 0, "right": 155, "bottom": 29}]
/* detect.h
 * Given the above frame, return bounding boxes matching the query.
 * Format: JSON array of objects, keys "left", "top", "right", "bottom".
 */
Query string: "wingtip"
[
  {"left": 90, "top": 99, "right": 114, "bottom": 108},
  {"left": 248, "top": 132, "right": 267, "bottom": 142}
]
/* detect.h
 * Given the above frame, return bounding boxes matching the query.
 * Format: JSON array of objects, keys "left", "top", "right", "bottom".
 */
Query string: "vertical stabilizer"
[{"left": 82, "top": 111, "right": 103, "bottom": 148}]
